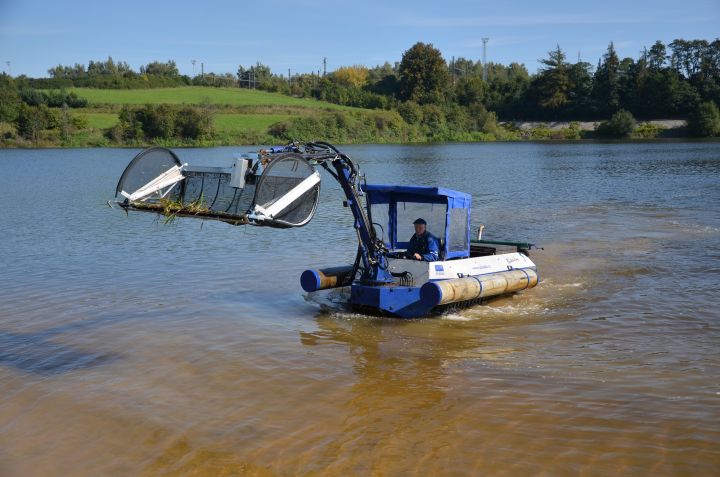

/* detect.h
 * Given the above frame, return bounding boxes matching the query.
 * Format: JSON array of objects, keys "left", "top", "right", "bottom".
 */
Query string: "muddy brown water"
[{"left": 0, "top": 142, "right": 718, "bottom": 476}]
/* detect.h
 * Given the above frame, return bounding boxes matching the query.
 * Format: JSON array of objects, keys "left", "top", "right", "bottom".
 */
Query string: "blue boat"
[
  {"left": 113, "top": 141, "right": 539, "bottom": 318},
  {"left": 301, "top": 183, "right": 538, "bottom": 318}
]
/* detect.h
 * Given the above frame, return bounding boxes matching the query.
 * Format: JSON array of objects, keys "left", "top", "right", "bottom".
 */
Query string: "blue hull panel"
[{"left": 350, "top": 284, "right": 432, "bottom": 318}]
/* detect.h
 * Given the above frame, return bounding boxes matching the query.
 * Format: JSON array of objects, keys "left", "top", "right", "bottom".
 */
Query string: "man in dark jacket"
[{"left": 405, "top": 218, "right": 440, "bottom": 261}]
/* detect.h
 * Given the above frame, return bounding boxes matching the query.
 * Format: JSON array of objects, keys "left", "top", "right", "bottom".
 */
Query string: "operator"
[{"left": 405, "top": 218, "right": 439, "bottom": 261}]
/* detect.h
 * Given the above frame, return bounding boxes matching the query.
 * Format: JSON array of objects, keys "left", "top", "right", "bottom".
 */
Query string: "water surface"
[{"left": 0, "top": 142, "right": 719, "bottom": 476}]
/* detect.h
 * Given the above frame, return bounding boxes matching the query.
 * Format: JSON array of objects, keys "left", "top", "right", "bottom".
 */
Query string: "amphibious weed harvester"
[{"left": 113, "top": 142, "right": 539, "bottom": 317}]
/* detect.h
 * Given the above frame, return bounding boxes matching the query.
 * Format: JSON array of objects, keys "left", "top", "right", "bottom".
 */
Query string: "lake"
[{"left": 0, "top": 142, "right": 719, "bottom": 476}]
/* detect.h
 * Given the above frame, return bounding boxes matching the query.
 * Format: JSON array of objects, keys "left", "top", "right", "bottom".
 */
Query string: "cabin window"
[
  {"left": 396, "top": 201, "right": 446, "bottom": 245},
  {"left": 448, "top": 207, "right": 469, "bottom": 251},
  {"left": 369, "top": 203, "right": 391, "bottom": 246}
]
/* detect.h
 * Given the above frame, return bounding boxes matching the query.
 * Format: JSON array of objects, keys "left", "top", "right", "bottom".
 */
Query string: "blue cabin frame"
[{"left": 362, "top": 184, "right": 472, "bottom": 260}]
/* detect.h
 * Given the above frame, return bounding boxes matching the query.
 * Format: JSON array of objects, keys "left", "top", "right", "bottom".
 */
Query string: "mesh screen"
[
  {"left": 115, "top": 147, "right": 181, "bottom": 199},
  {"left": 116, "top": 148, "right": 319, "bottom": 227},
  {"left": 252, "top": 154, "right": 320, "bottom": 227},
  {"left": 117, "top": 147, "right": 252, "bottom": 221},
  {"left": 182, "top": 171, "right": 253, "bottom": 216}
]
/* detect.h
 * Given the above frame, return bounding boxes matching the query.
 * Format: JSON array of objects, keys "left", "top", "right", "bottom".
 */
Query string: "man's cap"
[{"left": 413, "top": 218, "right": 427, "bottom": 225}]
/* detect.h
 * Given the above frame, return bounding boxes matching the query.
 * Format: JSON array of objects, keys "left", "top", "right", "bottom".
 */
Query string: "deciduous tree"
[{"left": 398, "top": 42, "right": 448, "bottom": 104}]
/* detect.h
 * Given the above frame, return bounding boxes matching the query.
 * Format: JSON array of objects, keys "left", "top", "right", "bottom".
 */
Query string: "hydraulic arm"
[{"left": 262, "top": 142, "right": 393, "bottom": 284}]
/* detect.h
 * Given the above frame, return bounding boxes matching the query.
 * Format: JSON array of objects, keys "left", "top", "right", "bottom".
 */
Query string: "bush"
[
  {"left": 563, "top": 121, "right": 583, "bottom": 139},
  {"left": 46, "top": 90, "right": 88, "bottom": 108},
  {"left": 18, "top": 88, "right": 88, "bottom": 108},
  {"left": 311, "top": 81, "right": 389, "bottom": 109},
  {"left": 268, "top": 110, "right": 415, "bottom": 144},
  {"left": 597, "top": 109, "right": 636, "bottom": 138},
  {"left": 687, "top": 101, "right": 720, "bottom": 137},
  {"left": 19, "top": 88, "right": 47, "bottom": 106},
  {"left": 529, "top": 124, "right": 552, "bottom": 139},
  {"left": 467, "top": 104, "right": 498, "bottom": 134},
  {"left": 0, "top": 121, "right": 17, "bottom": 140},
  {"left": 444, "top": 104, "right": 470, "bottom": 133},
  {"left": 16, "top": 104, "right": 58, "bottom": 140},
  {"left": 420, "top": 104, "right": 445, "bottom": 130},
  {"left": 0, "top": 87, "right": 21, "bottom": 122},
  {"left": 634, "top": 122, "right": 665, "bottom": 138},
  {"left": 372, "top": 110, "right": 405, "bottom": 134},
  {"left": 397, "top": 101, "right": 422, "bottom": 124},
  {"left": 108, "top": 104, "right": 215, "bottom": 143},
  {"left": 260, "top": 76, "right": 290, "bottom": 95},
  {"left": 109, "top": 105, "right": 144, "bottom": 141},
  {"left": 268, "top": 121, "right": 290, "bottom": 138},
  {"left": 138, "top": 104, "right": 177, "bottom": 139},
  {"left": 175, "top": 106, "right": 214, "bottom": 139},
  {"left": 71, "top": 115, "right": 89, "bottom": 130}
]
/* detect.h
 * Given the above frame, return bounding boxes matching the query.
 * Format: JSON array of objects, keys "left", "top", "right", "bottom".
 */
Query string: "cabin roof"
[{"left": 362, "top": 184, "right": 471, "bottom": 202}]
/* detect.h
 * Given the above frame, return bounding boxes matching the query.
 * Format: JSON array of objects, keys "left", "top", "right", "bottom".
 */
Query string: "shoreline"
[
  {"left": 2, "top": 136, "right": 718, "bottom": 150},
  {"left": 1, "top": 117, "right": 711, "bottom": 149}
]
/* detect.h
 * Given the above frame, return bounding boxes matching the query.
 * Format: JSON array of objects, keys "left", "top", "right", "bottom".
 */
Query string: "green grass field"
[
  {"left": 60, "top": 86, "right": 361, "bottom": 145},
  {"left": 70, "top": 86, "right": 351, "bottom": 110}
]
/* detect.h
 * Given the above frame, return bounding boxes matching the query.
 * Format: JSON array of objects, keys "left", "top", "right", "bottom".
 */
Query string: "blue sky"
[{"left": 0, "top": 0, "right": 718, "bottom": 78}]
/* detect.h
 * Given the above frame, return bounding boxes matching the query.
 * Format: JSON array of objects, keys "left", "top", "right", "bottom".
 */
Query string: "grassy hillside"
[
  {"left": 70, "top": 86, "right": 351, "bottom": 110},
  {"left": 67, "top": 86, "right": 362, "bottom": 143}
]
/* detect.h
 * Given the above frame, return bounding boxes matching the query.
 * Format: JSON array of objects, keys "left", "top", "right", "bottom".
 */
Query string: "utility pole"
[
  {"left": 192, "top": 59, "right": 196, "bottom": 76},
  {"left": 201, "top": 62, "right": 204, "bottom": 79},
  {"left": 451, "top": 56, "right": 455, "bottom": 86},
  {"left": 323, "top": 57, "right": 326, "bottom": 76},
  {"left": 5, "top": 61, "right": 10, "bottom": 77},
  {"left": 481, "top": 37, "right": 489, "bottom": 82},
  {"left": 288, "top": 68, "right": 291, "bottom": 86}
]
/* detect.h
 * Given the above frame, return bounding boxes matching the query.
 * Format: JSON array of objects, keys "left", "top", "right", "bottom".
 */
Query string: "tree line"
[
  {"left": 244, "top": 39, "right": 720, "bottom": 136},
  {"left": 16, "top": 38, "right": 719, "bottom": 121},
  {"left": 236, "top": 39, "right": 719, "bottom": 124},
  {"left": 1, "top": 38, "right": 719, "bottom": 145}
]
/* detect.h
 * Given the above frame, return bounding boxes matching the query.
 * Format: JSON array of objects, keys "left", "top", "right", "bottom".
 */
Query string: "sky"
[{"left": 0, "top": 0, "right": 718, "bottom": 78}]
